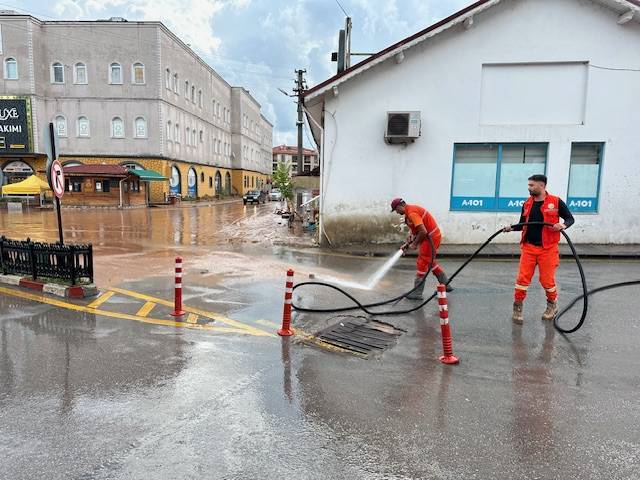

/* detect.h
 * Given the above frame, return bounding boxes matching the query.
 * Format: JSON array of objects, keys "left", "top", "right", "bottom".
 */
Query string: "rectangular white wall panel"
[{"left": 480, "top": 62, "right": 587, "bottom": 125}]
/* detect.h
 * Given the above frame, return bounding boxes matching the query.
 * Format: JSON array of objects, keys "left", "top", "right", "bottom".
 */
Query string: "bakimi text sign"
[{"left": 0, "top": 97, "right": 32, "bottom": 154}]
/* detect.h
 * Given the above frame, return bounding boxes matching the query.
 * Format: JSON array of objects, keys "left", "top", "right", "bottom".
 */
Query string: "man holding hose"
[
  {"left": 391, "top": 198, "right": 452, "bottom": 300},
  {"left": 503, "top": 174, "right": 575, "bottom": 324}
]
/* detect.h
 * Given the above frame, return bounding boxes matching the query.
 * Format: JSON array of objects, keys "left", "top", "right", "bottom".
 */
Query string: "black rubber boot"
[
  {"left": 435, "top": 271, "right": 453, "bottom": 292},
  {"left": 406, "top": 277, "right": 425, "bottom": 300}
]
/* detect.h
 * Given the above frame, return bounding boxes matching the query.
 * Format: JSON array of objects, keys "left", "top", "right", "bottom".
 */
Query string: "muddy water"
[
  {"left": 0, "top": 202, "right": 267, "bottom": 248},
  {"left": 0, "top": 202, "right": 313, "bottom": 286}
]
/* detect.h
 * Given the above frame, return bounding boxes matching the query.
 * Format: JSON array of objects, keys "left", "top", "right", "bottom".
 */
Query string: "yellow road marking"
[
  {"left": 136, "top": 301, "right": 156, "bottom": 317},
  {"left": 295, "top": 330, "right": 360, "bottom": 356},
  {"left": 186, "top": 313, "right": 198, "bottom": 324},
  {"left": 255, "top": 320, "right": 356, "bottom": 356},
  {"left": 256, "top": 319, "right": 281, "bottom": 329},
  {"left": 0, "top": 286, "right": 267, "bottom": 337},
  {"left": 87, "top": 291, "right": 115, "bottom": 309},
  {"left": 108, "top": 287, "right": 272, "bottom": 337}
]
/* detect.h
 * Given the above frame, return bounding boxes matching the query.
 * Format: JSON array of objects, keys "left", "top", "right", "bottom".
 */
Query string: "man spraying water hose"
[
  {"left": 503, "top": 175, "right": 575, "bottom": 324},
  {"left": 391, "top": 198, "right": 453, "bottom": 299}
]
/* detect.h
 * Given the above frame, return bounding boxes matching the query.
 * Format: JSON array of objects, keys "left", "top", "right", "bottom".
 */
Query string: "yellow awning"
[{"left": 1, "top": 175, "right": 52, "bottom": 195}]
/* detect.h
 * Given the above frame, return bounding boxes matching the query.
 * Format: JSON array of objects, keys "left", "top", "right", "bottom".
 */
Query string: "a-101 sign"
[{"left": 0, "top": 97, "right": 32, "bottom": 154}]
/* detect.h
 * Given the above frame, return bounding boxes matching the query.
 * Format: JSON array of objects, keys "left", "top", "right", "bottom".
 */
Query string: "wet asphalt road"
[
  {"left": 1, "top": 245, "right": 639, "bottom": 479},
  {"left": 2, "top": 205, "right": 640, "bottom": 478}
]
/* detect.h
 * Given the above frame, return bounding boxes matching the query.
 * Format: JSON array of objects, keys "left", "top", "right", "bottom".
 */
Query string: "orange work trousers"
[
  {"left": 416, "top": 230, "right": 443, "bottom": 278},
  {"left": 514, "top": 243, "right": 560, "bottom": 302}
]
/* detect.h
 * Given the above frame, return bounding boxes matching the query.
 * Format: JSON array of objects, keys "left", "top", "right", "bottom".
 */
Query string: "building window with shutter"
[
  {"left": 51, "top": 62, "right": 65, "bottom": 83},
  {"left": 132, "top": 62, "right": 145, "bottom": 84},
  {"left": 109, "top": 63, "right": 122, "bottom": 84},
  {"left": 55, "top": 115, "right": 68, "bottom": 137},
  {"left": 74, "top": 62, "right": 87, "bottom": 84},
  {"left": 111, "top": 117, "right": 125, "bottom": 138},
  {"left": 77, "top": 116, "right": 90, "bottom": 137},
  {"left": 134, "top": 117, "right": 147, "bottom": 138},
  {"left": 4, "top": 57, "right": 18, "bottom": 80}
]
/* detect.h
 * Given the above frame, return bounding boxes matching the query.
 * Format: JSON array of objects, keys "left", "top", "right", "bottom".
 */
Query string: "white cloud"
[
  {"left": 54, "top": 0, "right": 225, "bottom": 56},
  {"left": 274, "top": 130, "right": 295, "bottom": 146},
  {"left": 44, "top": 0, "right": 471, "bottom": 147}
]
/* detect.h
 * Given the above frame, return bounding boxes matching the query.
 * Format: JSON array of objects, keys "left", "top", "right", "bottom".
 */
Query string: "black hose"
[{"left": 292, "top": 222, "right": 640, "bottom": 334}]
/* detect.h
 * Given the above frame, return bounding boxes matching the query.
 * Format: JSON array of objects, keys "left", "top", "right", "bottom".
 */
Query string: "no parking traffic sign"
[{"left": 49, "top": 159, "right": 65, "bottom": 199}]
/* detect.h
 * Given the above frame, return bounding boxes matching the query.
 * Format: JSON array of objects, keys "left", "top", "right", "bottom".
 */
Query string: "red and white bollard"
[
  {"left": 170, "top": 256, "right": 186, "bottom": 317},
  {"left": 437, "top": 284, "right": 459, "bottom": 365},
  {"left": 278, "top": 269, "right": 295, "bottom": 336}
]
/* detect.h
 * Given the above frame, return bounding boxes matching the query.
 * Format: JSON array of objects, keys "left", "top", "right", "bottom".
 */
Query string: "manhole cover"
[{"left": 316, "top": 317, "right": 405, "bottom": 357}]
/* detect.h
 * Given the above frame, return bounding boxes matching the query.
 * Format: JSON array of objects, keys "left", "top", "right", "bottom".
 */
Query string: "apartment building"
[{"left": 0, "top": 12, "right": 273, "bottom": 203}]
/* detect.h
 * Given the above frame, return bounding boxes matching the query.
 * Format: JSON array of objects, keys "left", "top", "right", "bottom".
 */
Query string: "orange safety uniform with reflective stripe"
[
  {"left": 404, "top": 204, "right": 443, "bottom": 278},
  {"left": 520, "top": 195, "right": 561, "bottom": 248},
  {"left": 515, "top": 194, "right": 561, "bottom": 302}
]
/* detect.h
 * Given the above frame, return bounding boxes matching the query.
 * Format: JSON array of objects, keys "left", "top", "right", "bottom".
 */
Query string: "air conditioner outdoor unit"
[{"left": 385, "top": 111, "right": 421, "bottom": 144}]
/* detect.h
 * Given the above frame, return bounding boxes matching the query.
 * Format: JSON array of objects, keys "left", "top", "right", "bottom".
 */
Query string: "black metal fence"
[{"left": 0, "top": 237, "right": 93, "bottom": 284}]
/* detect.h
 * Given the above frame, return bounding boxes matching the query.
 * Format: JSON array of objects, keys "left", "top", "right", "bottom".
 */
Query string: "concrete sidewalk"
[{"left": 331, "top": 243, "right": 640, "bottom": 259}]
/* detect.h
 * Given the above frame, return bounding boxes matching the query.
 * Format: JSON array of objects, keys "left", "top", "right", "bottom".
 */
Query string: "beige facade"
[{"left": 0, "top": 12, "right": 273, "bottom": 203}]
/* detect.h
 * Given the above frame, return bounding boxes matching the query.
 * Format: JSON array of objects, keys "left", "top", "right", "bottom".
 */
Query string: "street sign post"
[{"left": 45, "top": 122, "right": 64, "bottom": 244}]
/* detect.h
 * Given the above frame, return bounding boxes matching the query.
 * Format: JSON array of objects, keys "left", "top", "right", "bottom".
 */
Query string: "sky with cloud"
[{"left": 9, "top": 0, "right": 471, "bottom": 146}]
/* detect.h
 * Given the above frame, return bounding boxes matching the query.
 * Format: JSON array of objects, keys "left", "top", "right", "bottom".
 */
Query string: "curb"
[{"left": 0, "top": 275, "right": 99, "bottom": 298}]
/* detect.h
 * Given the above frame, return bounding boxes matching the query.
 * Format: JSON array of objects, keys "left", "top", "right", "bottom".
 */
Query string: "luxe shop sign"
[{"left": 0, "top": 97, "right": 32, "bottom": 154}]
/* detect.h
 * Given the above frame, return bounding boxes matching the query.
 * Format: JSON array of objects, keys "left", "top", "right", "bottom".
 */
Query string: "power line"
[
  {"left": 589, "top": 64, "right": 640, "bottom": 72},
  {"left": 335, "top": 0, "right": 349, "bottom": 17},
  {"left": 303, "top": 121, "right": 316, "bottom": 149}
]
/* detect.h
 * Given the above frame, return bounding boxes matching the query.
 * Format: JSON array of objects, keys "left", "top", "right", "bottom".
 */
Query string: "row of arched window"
[
  {"left": 53, "top": 115, "right": 147, "bottom": 139},
  {"left": 165, "top": 121, "right": 231, "bottom": 156},
  {"left": 3, "top": 59, "right": 145, "bottom": 84},
  {"left": 170, "top": 165, "right": 231, "bottom": 195},
  {"left": 242, "top": 114, "right": 261, "bottom": 137},
  {"left": 2, "top": 58, "right": 145, "bottom": 85},
  {"left": 242, "top": 145, "right": 263, "bottom": 162},
  {"left": 164, "top": 67, "right": 231, "bottom": 124}
]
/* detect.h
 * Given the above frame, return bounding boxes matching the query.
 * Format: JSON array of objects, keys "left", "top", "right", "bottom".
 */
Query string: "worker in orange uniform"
[
  {"left": 503, "top": 175, "right": 575, "bottom": 324},
  {"left": 391, "top": 198, "right": 452, "bottom": 300}
]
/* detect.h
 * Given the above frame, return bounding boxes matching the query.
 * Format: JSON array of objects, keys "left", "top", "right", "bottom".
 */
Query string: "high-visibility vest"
[
  {"left": 521, "top": 194, "right": 561, "bottom": 248},
  {"left": 404, "top": 204, "right": 439, "bottom": 236}
]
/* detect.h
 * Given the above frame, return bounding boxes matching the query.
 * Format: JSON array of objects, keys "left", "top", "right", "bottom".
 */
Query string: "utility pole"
[{"left": 294, "top": 69, "right": 307, "bottom": 175}]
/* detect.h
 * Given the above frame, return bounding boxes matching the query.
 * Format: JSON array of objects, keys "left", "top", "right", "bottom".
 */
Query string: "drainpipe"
[
  {"left": 119, "top": 177, "right": 126, "bottom": 208},
  {"left": 302, "top": 104, "right": 331, "bottom": 246}
]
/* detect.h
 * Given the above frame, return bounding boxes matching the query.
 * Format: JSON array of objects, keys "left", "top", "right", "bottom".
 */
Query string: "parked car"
[
  {"left": 268, "top": 188, "right": 283, "bottom": 201},
  {"left": 243, "top": 190, "right": 266, "bottom": 205}
]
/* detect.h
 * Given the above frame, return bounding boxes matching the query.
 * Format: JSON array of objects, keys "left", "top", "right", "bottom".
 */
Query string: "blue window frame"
[
  {"left": 567, "top": 142, "right": 603, "bottom": 213},
  {"left": 451, "top": 143, "right": 548, "bottom": 212}
]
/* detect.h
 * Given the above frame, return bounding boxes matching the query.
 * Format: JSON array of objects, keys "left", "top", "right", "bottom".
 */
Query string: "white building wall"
[
  {"left": 317, "top": 0, "right": 640, "bottom": 245},
  {"left": 230, "top": 87, "right": 272, "bottom": 175}
]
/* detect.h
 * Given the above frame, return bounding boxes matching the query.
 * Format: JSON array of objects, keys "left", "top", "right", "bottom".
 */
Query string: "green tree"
[{"left": 272, "top": 161, "right": 294, "bottom": 210}]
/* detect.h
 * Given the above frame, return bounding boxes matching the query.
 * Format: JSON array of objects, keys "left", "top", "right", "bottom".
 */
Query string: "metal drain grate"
[{"left": 317, "top": 317, "right": 405, "bottom": 357}]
